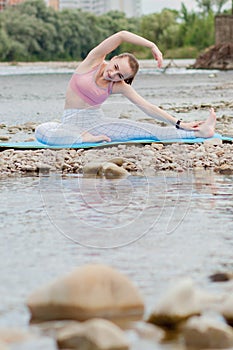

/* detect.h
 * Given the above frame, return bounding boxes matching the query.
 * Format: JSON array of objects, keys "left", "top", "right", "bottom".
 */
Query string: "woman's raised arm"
[{"left": 87, "top": 30, "right": 163, "bottom": 67}]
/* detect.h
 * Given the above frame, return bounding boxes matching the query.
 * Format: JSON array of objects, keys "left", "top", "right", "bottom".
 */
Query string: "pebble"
[
  {"left": 182, "top": 316, "right": 233, "bottom": 349},
  {"left": 0, "top": 136, "right": 10, "bottom": 141},
  {"left": 220, "top": 294, "right": 233, "bottom": 327},
  {"left": 56, "top": 318, "right": 129, "bottom": 350},
  {"left": 209, "top": 272, "right": 233, "bottom": 282},
  {"left": 214, "top": 163, "right": 233, "bottom": 175}
]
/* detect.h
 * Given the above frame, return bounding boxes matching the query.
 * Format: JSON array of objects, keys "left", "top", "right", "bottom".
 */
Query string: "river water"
[{"left": 0, "top": 61, "right": 233, "bottom": 348}]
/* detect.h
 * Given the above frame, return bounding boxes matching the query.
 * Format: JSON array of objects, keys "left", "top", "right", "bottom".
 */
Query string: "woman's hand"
[
  {"left": 180, "top": 121, "right": 204, "bottom": 131},
  {"left": 151, "top": 45, "right": 163, "bottom": 68}
]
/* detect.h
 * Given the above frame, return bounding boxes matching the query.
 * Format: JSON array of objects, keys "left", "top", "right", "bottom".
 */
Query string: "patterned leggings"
[{"left": 35, "top": 108, "right": 195, "bottom": 146}]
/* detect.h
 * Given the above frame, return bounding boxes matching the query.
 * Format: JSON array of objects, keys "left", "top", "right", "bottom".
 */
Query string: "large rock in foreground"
[
  {"left": 192, "top": 43, "right": 233, "bottom": 70},
  {"left": 27, "top": 264, "right": 144, "bottom": 325}
]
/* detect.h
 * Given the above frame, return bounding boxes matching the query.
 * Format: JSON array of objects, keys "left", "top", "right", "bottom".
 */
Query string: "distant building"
[
  {"left": 59, "top": 0, "right": 106, "bottom": 13},
  {"left": 106, "top": 0, "right": 141, "bottom": 17},
  {"left": 0, "top": 0, "right": 6, "bottom": 11},
  {"left": 0, "top": 0, "right": 142, "bottom": 16},
  {"left": 45, "top": 0, "right": 59, "bottom": 10},
  {"left": 0, "top": 0, "right": 24, "bottom": 11},
  {"left": 59, "top": 0, "right": 141, "bottom": 17}
]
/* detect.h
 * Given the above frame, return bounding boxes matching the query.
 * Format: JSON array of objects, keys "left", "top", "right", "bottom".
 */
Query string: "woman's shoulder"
[
  {"left": 74, "top": 56, "right": 104, "bottom": 74},
  {"left": 111, "top": 81, "right": 133, "bottom": 94}
]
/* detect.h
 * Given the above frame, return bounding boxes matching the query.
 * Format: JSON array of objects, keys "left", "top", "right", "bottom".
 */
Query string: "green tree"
[
  {"left": 140, "top": 9, "right": 179, "bottom": 54},
  {"left": 195, "top": 0, "right": 231, "bottom": 13},
  {"left": 184, "top": 12, "right": 215, "bottom": 50},
  {"left": 0, "top": 0, "right": 59, "bottom": 60},
  {"left": 97, "top": 11, "right": 136, "bottom": 57},
  {"left": 0, "top": 0, "right": 223, "bottom": 62},
  {"left": 0, "top": 28, "right": 11, "bottom": 60}
]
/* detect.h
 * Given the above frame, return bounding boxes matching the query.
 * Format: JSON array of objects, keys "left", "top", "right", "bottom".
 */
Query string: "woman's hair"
[{"left": 117, "top": 53, "right": 139, "bottom": 85}]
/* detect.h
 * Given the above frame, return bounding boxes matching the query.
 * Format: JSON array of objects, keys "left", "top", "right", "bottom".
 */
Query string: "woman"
[{"left": 35, "top": 30, "right": 216, "bottom": 145}]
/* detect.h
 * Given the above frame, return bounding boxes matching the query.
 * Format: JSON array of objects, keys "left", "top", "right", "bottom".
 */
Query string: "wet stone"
[
  {"left": 27, "top": 264, "right": 144, "bottom": 325},
  {"left": 56, "top": 319, "right": 129, "bottom": 350}
]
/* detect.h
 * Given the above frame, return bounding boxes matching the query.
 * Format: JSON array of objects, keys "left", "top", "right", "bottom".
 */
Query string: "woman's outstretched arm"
[
  {"left": 115, "top": 83, "right": 203, "bottom": 131},
  {"left": 86, "top": 30, "right": 163, "bottom": 67}
]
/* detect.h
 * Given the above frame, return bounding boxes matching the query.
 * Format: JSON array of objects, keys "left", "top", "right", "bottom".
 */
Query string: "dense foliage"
[{"left": 0, "top": 0, "right": 231, "bottom": 61}]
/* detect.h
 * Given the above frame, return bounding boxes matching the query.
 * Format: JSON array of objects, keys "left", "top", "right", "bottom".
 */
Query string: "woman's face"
[{"left": 103, "top": 57, "right": 133, "bottom": 82}]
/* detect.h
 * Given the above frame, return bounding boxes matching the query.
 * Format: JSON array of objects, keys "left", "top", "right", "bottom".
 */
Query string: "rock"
[
  {"left": 0, "top": 136, "right": 10, "bottom": 141},
  {"left": 151, "top": 143, "right": 164, "bottom": 150},
  {"left": 21, "top": 165, "right": 37, "bottom": 172},
  {"left": 221, "top": 295, "right": 233, "bottom": 326},
  {"left": 182, "top": 316, "right": 233, "bottom": 349},
  {"left": 102, "top": 162, "right": 129, "bottom": 179},
  {"left": 209, "top": 272, "right": 233, "bottom": 282},
  {"left": 122, "top": 162, "right": 138, "bottom": 172},
  {"left": 31, "top": 320, "right": 79, "bottom": 338},
  {"left": 21, "top": 122, "right": 38, "bottom": 131},
  {"left": 117, "top": 145, "right": 126, "bottom": 150},
  {"left": 56, "top": 318, "right": 129, "bottom": 350},
  {"left": 142, "top": 149, "right": 154, "bottom": 157},
  {"left": 214, "top": 164, "right": 233, "bottom": 175},
  {"left": 82, "top": 162, "right": 103, "bottom": 176},
  {"left": 35, "top": 163, "right": 51, "bottom": 174},
  {"left": 128, "top": 321, "right": 165, "bottom": 343},
  {"left": 204, "top": 138, "right": 222, "bottom": 146},
  {"left": 108, "top": 157, "right": 125, "bottom": 166},
  {"left": 83, "top": 162, "right": 129, "bottom": 179},
  {"left": 24, "top": 137, "right": 36, "bottom": 142},
  {"left": 7, "top": 126, "right": 21, "bottom": 134},
  {"left": 27, "top": 264, "right": 144, "bottom": 324},
  {"left": 147, "top": 279, "right": 216, "bottom": 329},
  {"left": 208, "top": 73, "right": 217, "bottom": 78},
  {"left": 192, "top": 43, "right": 233, "bottom": 70}
]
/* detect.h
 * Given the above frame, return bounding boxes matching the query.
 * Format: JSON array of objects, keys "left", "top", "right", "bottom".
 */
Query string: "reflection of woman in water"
[{"left": 35, "top": 30, "right": 216, "bottom": 145}]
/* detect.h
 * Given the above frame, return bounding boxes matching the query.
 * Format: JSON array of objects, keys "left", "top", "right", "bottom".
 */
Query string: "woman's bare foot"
[
  {"left": 195, "top": 108, "right": 216, "bottom": 138},
  {"left": 81, "top": 131, "right": 111, "bottom": 143}
]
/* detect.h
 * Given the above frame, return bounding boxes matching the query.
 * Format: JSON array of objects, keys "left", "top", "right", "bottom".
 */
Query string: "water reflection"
[{"left": 34, "top": 171, "right": 233, "bottom": 249}]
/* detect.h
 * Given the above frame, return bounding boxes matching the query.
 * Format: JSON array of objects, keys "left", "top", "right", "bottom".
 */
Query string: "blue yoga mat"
[{"left": 0, "top": 133, "right": 232, "bottom": 149}]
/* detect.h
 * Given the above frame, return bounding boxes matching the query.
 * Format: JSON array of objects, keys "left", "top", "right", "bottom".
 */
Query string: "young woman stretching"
[{"left": 35, "top": 30, "right": 216, "bottom": 145}]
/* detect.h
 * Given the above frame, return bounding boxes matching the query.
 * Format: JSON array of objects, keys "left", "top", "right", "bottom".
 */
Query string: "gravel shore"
[{"left": 0, "top": 137, "right": 232, "bottom": 178}]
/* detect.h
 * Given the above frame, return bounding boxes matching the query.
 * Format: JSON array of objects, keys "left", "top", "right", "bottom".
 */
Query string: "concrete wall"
[{"left": 215, "top": 15, "right": 233, "bottom": 44}]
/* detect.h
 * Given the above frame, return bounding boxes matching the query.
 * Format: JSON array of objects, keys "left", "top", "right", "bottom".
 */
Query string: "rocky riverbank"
[
  {"left": 0, "top": 139, "right": 233, "bottom": 179},
  {"left": 0, "top": 112, "right": 233, "bottom": 178}
]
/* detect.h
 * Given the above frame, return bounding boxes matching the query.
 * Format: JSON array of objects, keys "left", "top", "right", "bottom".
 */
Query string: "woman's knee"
[{"left": 35, "top": 122, "right": 60, "bottom": 142}]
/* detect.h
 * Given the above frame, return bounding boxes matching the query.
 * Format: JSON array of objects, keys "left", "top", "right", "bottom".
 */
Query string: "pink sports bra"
[{"left": 69, "top": 64, "right": 114, "bottom": 106}]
